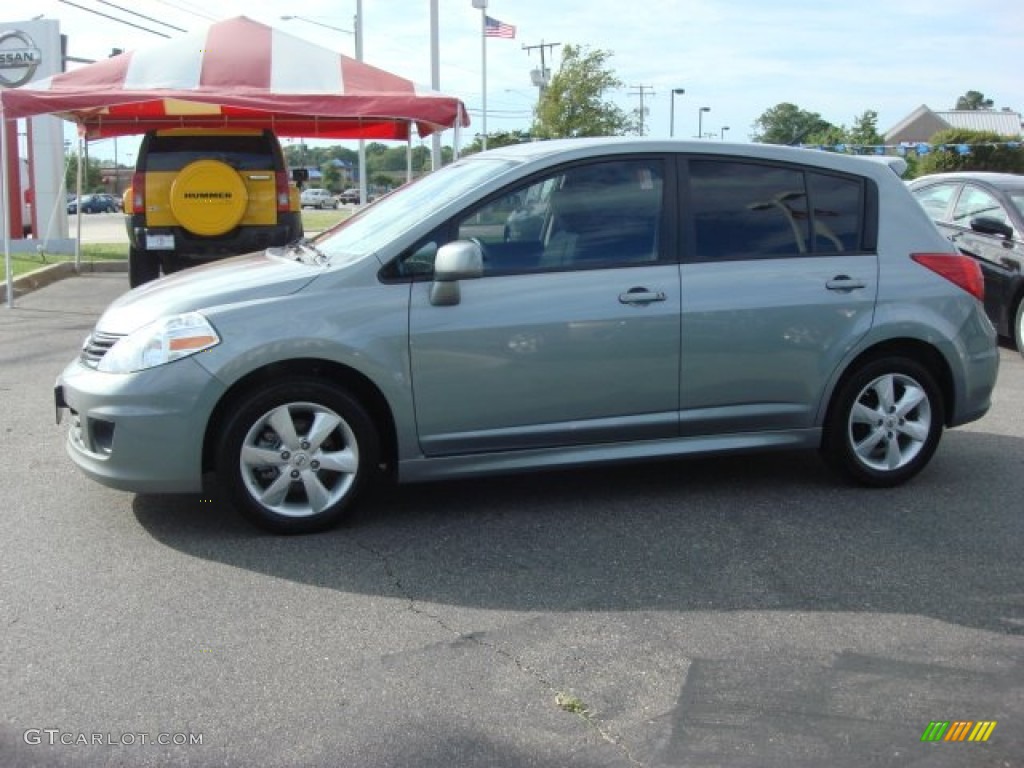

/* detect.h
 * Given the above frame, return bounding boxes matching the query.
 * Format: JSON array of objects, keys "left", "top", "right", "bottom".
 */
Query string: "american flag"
[{"left": 484, "top": 15, "right": 516, "bottom": 39}]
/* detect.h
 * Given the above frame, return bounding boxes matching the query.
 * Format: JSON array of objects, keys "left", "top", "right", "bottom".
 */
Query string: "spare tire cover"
[{"left": 169, "top": 160, "right": 248, "bottom": 236}]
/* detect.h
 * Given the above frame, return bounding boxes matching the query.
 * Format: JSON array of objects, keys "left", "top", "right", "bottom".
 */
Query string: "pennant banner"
[{"left": 800, "top": 140, "right": 1022, "bottom": 157}]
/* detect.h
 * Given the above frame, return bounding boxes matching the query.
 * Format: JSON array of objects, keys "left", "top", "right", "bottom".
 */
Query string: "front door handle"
[
  {"left": 826, "top": 275, "right": 866, "bottom": 292},
  {"left": 619, "top": 287, "right": 667, "bottom": 305}
]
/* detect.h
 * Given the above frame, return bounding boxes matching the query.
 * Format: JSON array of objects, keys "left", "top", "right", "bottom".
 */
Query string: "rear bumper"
[{"left": 126, "top": 212, "right": 302, "bottom": 260}]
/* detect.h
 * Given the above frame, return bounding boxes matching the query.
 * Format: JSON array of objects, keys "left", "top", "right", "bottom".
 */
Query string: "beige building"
[{"left": 885, "top": 105, "right": 1023, "bottom": 144}]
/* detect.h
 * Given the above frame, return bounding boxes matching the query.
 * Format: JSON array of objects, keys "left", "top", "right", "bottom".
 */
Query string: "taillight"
[
  {"left": 911, "top": 253, "right": 984, "bottom": 302},
  {"left": 130, "top": 172, "right": 144, "bottom": 213},
  {"left": 275, "top": 171, "right": 291, "bottom": 212}
]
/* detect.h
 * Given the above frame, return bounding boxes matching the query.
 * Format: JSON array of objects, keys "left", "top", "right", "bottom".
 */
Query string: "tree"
[
  {"left": 64, "top": 151, "right": 103, "bottom": 193},
  {"left": 803, "top": 109, "right": 885, "bottom": 151},
  {"left": 955, "top": 90, "right": 994, "bottom": 110},
  {"left": 461, "top": 130, "right": 533, "bottom": 156},
  {"left": 913, "top": 128, "right": 1024, "bottom": 176},
  {"left": 847, "top": 110, "right": 884, "bottom": 147},
  {"left": 532, "top": 44, "right": 637, "bottom": 139},
  {"left": 321, "top": 162, "right": 341, "bottom": 192},
  {"left": 751, "top": 103, "right": 834, "bottom": 144}
]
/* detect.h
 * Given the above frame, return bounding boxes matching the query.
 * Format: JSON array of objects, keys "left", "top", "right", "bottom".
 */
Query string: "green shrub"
[{"left": 914, "top": 128, "right": 1024, "bottom": 175}]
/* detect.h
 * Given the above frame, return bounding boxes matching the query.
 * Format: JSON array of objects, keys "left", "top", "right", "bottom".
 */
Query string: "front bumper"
[{"left": 55, "top": 355, "right": 227, "bottom": 494}]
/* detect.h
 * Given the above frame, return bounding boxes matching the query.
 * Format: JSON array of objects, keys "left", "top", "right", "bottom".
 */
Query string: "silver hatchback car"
[{"left": 55, "top": 138, "right": 999, "bottom": 533}]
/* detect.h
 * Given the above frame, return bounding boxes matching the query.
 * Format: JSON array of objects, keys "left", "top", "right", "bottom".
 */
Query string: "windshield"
[{"left": 310, "top": 157, "right": 518, "bottom": 265}]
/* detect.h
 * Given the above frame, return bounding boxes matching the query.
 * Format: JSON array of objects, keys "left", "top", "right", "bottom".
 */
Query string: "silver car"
[{"left": 55, "top": 138, "right": 1000, "bottom": 533}]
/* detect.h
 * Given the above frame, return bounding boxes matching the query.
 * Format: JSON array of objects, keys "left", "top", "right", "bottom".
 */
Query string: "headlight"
[{"left": 98, "top": 312, "right": 220, "bottom": 373}]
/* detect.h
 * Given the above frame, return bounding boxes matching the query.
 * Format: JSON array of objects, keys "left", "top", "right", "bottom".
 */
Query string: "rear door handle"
[
  {"left": 619, "top": 287, "right": 667, "bottom": 305},
  {"left": 826, "top": 275, "right": 866, "bottom": 292}
]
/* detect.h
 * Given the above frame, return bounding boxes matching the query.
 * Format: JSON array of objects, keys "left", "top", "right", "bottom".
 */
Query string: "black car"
[
  {"left": 68, "top": 193, "right": 119, "bottom": 214},
  {"left": 909, "top": 172, "right": 1024, "bottom": 355}
]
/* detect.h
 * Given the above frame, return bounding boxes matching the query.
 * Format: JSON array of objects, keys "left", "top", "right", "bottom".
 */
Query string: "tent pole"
[
  {"left": 74, "top": 134, "right": 83, "bottom": 273},
  {"left": 406, "top": 132, "right": 412, "bottom": 184},
  {"left": 2, "top": 112, "right": 12, "bottom": 309}
]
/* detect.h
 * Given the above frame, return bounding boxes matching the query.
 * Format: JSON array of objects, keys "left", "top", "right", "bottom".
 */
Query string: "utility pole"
[
  {"left": 522, "top": 41, "right": 560, "bottom": 98},
  {"left": 629, "top": 84, "right": 655, "bottom": 136}
]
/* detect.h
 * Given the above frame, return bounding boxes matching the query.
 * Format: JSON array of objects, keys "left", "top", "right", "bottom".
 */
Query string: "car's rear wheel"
[
  {"left": 128, "top": 246, "right": 160, "bottom": 288},
  {"left": 217, "top": 379, "right": 378, "bottom": 534},
  {"left": 821, "top": 357, "right": 943, "bottom": 487}
]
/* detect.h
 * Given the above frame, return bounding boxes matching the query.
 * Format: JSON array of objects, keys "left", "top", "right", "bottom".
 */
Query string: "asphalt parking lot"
[{"left": 1, "top": 272, "right": 1022, "bottom": 768}]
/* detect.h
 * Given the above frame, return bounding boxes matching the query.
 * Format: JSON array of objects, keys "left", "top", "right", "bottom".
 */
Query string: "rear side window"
[
  {"left": 141, "top": 133, "right": 278, "bottom": 172},
  {"left": 688, "top": 159, "right": 866, "bottom": 260}
]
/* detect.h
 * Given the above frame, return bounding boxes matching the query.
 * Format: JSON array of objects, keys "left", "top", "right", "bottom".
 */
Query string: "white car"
[{"left": 300, "top": 188, "right": 338, "bottom": 209}]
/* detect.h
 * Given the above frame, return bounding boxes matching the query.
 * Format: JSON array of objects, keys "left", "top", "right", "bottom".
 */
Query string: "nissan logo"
[{"left": 0, "top": 30, "right": 42, "bottom": 89}]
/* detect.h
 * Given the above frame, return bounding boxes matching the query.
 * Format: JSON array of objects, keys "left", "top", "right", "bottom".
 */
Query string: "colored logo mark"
[{"left": 921, "top": 721, "right": 997, "bottom": 742}]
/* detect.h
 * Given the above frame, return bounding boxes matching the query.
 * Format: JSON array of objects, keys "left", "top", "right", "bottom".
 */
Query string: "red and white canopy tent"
[{"left": 1, "top": 15, "right": 471, "bottom": 303}]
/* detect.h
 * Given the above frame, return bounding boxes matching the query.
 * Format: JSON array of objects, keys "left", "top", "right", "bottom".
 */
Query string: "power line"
[
  {"left": 92, "top": 0, "right": 188, "bottom": 33},
  {"left": 149, "top": 0, "right": 219, "bottom": 23},
  {"left": 57, "top": 0, "right": 170, "bottom": 37}
]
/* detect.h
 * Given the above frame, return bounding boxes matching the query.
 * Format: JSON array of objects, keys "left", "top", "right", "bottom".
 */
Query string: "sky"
[{"left": 21, "top": 0, "right": 1024, "bottom": 162}]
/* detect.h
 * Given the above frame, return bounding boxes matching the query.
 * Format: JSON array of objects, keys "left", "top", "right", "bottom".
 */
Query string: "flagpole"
[{"left": 472, "top": 0, "right": 488, "bottom": 151}]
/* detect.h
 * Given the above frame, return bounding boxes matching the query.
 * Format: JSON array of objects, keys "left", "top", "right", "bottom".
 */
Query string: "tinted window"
[
  {"left": 456, "top": 158, "right": 664, "bottom": 275},
  {"left": 142, "top": 133, "right": 278, "bottom": 172},
  {"left": 808, "top": 172, "right": 863, "bottom": 252},
  {"left": 690, "top": 160, "right": 864, "bottom": 260}
]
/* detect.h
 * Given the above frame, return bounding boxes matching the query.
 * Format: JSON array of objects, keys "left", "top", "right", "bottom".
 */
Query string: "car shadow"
[{"left": 133, "top": 430, "right": 1024, "bottom": 635}]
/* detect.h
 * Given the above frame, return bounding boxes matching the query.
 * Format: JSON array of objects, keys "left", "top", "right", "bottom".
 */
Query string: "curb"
[{"left": 1, "top": 260, "right": 127, "bottom": 304}]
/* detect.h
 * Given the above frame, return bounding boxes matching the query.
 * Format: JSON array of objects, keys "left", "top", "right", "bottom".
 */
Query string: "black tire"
[
  {"left": 1014, "top": 298, "right": 1024, "bottom": 359},
  {"left": 821, "top": 357, "right": 944, "bottom": 487},
  {"left": 128, "top": 246, "right": 160, "bottom": 288},
  {"left": 159, "top": 253, "right": 188, "bottom": 275},
  {"left": 216, "top": 379, "right": 379, "bottom": 534}
]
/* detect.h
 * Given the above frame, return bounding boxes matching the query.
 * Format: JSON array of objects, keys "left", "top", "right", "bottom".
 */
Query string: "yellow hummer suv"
[{"left": 123, "top": 128, "right": 303, "bottom": 287}]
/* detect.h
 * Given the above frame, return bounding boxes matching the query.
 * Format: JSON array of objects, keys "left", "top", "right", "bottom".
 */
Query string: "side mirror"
[
  {"left": 292, "top": 168, "right": 310, "bottom": 184},
  {"left": 430, "top": 240, "right": 484, "bottom": 306},
  {"left": 970, "top": 215, "right": 1013, "bottom": 240}
]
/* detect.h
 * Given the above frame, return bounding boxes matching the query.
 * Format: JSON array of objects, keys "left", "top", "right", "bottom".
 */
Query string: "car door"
[
  {"left": 677, "top": 158, "right": 878, "bottom": 435},
  {"left": 948, "top": 183, "right": 1023, "bottom": 333},
  {"left": 407, "top": 157, "right": 682, "bottom": 457}
]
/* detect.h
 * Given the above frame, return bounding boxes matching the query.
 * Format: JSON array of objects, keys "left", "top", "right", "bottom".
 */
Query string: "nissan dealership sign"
[{"left": 0, "top": 29, "right": 42, "bottom": 89}]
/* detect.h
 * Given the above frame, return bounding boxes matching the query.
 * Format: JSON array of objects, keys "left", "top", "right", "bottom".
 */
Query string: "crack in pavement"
[{"left": 352, "top": 535, "right": 644, "bottom": 766}]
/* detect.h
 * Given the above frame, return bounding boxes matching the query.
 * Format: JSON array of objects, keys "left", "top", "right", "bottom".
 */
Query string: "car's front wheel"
[
  {"left": 821, "top": 357, "right": 943, "bottom": 487},
  {"left": 217, "top": 379, "right": 379, "bottom": 534}
]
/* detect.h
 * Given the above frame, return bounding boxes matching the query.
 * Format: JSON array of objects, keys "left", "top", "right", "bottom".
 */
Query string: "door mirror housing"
[
  {"left": 430, "top": 240, "right": 484, "bottom": 306},
  {"left": 970, "top": 215, "right": 1014, "bottom": 240}
]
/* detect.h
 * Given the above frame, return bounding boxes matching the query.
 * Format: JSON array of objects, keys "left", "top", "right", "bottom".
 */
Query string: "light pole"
[
  {"left": 669, "top": 88, "right": 685, "bottom": 138},
  {"left": 697, "top": 107, "right": 710, "bottom": 139},
  {"left": 720, "top": 126, "right": 730, "bottom": 141}
]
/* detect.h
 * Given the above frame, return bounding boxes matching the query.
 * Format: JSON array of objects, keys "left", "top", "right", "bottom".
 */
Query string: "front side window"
[
  {"left": 689, "top": 160, "right": 865, "bottom": 260},
  {"left": 912, "top": 182, "right": 959, "bottom": 221},
  {"left": 454, "top": 158, "right": 665, "bottom": 275}
]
